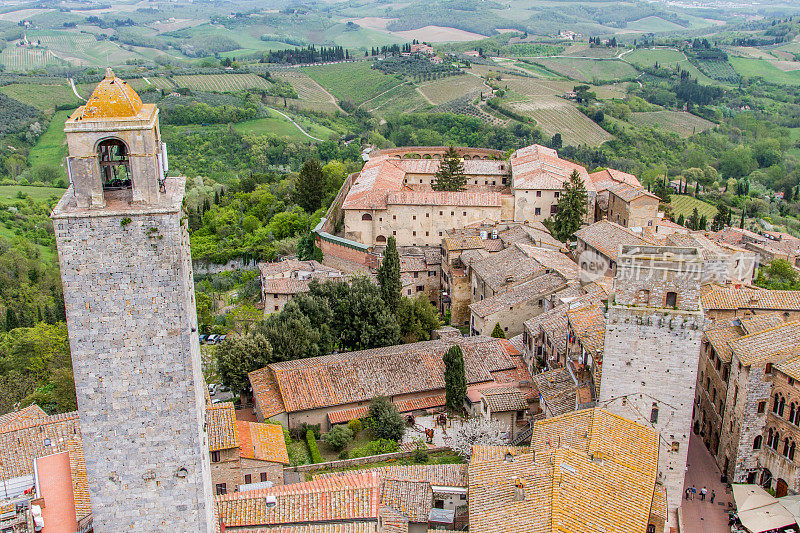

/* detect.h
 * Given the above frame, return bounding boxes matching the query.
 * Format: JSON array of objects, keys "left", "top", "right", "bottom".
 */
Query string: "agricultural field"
[
  {"left": 26, "top": 30, "right": 141, "bottom": 67},
  {"left": 418, "top": 75, "right": 488, "bottom": 105},
  {"left": 510, "top": 61, "right": 563, "bottom": 78},
  {"left": 171, "top": 74, "right": 271, "bottom": 92},
  {"left": 503, "top": 75, "right": 575, "bottom": 98},
  {"left": 669, "top": 194, "right": 718, "bottom": 220},
  {"left": 302, "top": 62, "right": 401, "bottom": 106},
  {"left": 506, "top": 99, "right": 613, "bottom": 146},
  {"left": 0, "top": 185, "right": 65, "bottom": 204},
  {"left": 323, "top": 23, "right": 406, "bottom": 49},
  {"left": 28, "top": 110, "right": 71, "bottom": 175},
  {"left": 364, "top": 82, "right": 429, "bottom": 116},
  {"left": 694, "top": 59, "right": 738, "bottom": 84},
  {"left": 623, "top": 16, "right": 686, "bottom": 33},
  {"left": 0, "top": 46, "right": 64, "bottom": 71},
  {"left": 730, "top": 57, "right": 800, "bottom": 86},
  {"left": 232, "top": 109, "right": 335, "bottom": 141},
  {"left": 629, "top": 111, "right": 714, "bottom": 138},
  {"left": 0, "top": 83, "right": 80, "bottom": 113},
  {"left": 532, "top": 58, "right": 639, "bottom": 83},
  {"left": 270, "top": 70, "right": 340, "bottom": 113},
  {"left": 624, "top": 48, "right": 685, "bottom": 69}
]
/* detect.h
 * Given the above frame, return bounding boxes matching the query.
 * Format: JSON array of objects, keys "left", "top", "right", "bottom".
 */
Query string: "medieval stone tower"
[
  {"left": 599, "top": 245, "right": 704, "bottom": 525},
  {"left": 51, "top": 69, "right": 214, "bottom": 531}
]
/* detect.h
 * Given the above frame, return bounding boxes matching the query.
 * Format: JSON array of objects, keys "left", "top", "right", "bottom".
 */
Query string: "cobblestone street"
[{"left": 681, "top": 434, "right": 734, "bottom": 533}]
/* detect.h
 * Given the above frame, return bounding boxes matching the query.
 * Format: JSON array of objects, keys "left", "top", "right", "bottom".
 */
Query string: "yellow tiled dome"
[{"left": 79, "top": 68, "right": 143, "bottom": 119}]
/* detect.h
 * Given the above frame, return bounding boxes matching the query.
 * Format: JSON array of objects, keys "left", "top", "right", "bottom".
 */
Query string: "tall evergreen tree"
[
  {"left": 491, "top": 323, "right": 506, "bottom": 338},
  {"left": 432, "top": 147, "right": 467, "bottom": 191},
  {"left": 377, "top": 236, "right": 401, "bottom": 313},
  {"left": 293, "top": 159, "right": 326, "bottom": 213},
  {"left": 444, "top": 345, "right": 467, "bottom": 413},
  {"left": 548, "top": 170, "right": 587, "bottom": 242}
]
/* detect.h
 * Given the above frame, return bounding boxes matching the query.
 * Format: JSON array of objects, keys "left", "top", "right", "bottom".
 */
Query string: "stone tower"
[
  {"left": 599, "top": 245, "right": 704, "bottom": 525},
  {"left": 51, "top": 69, "right": 214, "bottom": 531}
]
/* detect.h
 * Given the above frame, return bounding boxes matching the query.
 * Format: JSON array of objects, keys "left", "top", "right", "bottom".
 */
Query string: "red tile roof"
[
  {"left": 702, "top": 287, "right": 800, "bottom": 311},
  {"left": 207, "top": 402, "right": 240, "bottom": 451},
  {"left": 469, "top": 272, "right": 566, "bottom": 318},
  {"left": 327, "top": 394, "right": 447, "bottom": 425},
  {"left": 510, "top": 144, "right": 595, "bottom": 192},
  {"left": 574, "top": 220, "right": 656, "bottom": 261},
  {"left": 238, "top": 421, "right": 290, "bottom": 465}
]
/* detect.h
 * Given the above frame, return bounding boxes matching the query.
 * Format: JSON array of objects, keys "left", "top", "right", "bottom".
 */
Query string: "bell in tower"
[{"left": 64, "top": 68, "right": 168, "bottom": 209}]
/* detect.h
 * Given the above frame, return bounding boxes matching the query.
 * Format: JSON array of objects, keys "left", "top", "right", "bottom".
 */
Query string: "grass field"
[
  {"left": 730, "top": 57, "right": 800, "bottom": 86},
  {"left": 365, "top": 82, "right": 429, "bottom": 116},
  {"left": 171, "top": 74, "right": 271, "bottom": 92},
  {"left": 669, "top": 194, "right": 718, "bottom": 220},
  {"left": 418, "top": 75, "right": 487, "bottom": 105},
  {"left": 232, "top": 109, "right": 335, "bottom": 141},
  {"left": 302, "top": 62, "right": 401, "bottom": 105},
  {"left": 270, "top": 70, "right": 340, "bottom": 113},
  {"left": 29, "top": 110, "right": 71, "bottom": 175},
  {"left": 0, "top": 83, "right": 79, "bottom": 113},
  {"left": 0, "top": 185, "right": 65, "bottom": 203},
  {"left": 629, "top": 111, "right": 714, "bottom": 138},
  {"left": 624, "top": 48, "right": 685, "bottom": 69},
  {"left": 624, "top": 16, "right": 685, "bottom": 33},
  {"left": 532, "top": 57, "right": 639, "bottom": 83}
]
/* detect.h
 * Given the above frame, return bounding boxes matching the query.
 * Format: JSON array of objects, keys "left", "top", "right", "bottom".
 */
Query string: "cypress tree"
[
  {"left": 377, "top": 236, "right": 401, "bottom": 313},
  {"left": 444, "top": 345, "right": 467, "bottom": 413},
  {"left": 294, "top": 159, "right": 327, "bottom": 213},
  {"left": 491, "top": 323, "right": 506, "bottom": 338},
  {"left": 432, "top": 147, "right": 467, "bottom": 191},
  {"left": 549, "top": 170, "right": 588, "bottom": 242}
]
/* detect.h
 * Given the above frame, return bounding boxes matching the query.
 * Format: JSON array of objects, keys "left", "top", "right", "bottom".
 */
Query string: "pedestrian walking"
[
  {"left": 685, "top": 488, "right": 691, "bottom": 500},
  {"left": 710, "top": 490, "right": 716, "bottom": 504},
  {"left": 691, "top": 485, "right": 697, "bottom": 500},
  {"left": 700, "top": 486, "right": 707, "bottom": 501}
]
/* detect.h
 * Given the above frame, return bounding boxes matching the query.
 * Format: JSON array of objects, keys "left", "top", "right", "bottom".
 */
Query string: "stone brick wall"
[
  {"left": 722, "top": 360, "right": 769, "bottom": 484},
  {"left": 693, "top": 340, "right": 730, "bottom": 459},
  {"left": 53, "top": 180, "right": 214, "bottom": 532}
]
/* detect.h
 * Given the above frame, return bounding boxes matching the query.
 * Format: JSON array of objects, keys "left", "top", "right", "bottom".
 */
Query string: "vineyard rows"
[
  {"left": 0, "top": 47, "right": 62, "bottom": 72},
  {"left": 509, "top": 101, "right": 612, "bottom": 146},
  {"left": 694, "top": 59, "right": 739, "bottom": 84},
  {"left": 171, "top": 74, "right": 271, "bottom": 92},
  {"left": 418, "top": 75, "right": 487, "bottom": 105}
]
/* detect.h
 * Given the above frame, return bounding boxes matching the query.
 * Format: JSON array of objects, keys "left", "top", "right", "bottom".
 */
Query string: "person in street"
[
  {"left": 691, "top": 485, "right": 697, "bottom": 500},
  {"left": 710, "top": 490, "right": 716, "bottom": 504},
  {"left": 700, "top": 486, "right": 707, "bottom": 501},
  {"left": 685, "top": 488, "right": 691, "bottom": 500}
]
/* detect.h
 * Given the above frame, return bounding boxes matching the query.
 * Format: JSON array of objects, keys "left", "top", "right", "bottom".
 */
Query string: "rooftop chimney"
[{"left": 513, "top": 478, "right": 526, "bottom": 501}]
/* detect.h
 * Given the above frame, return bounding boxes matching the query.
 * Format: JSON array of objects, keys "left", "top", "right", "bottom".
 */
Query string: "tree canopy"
[
  {"left": 432, "top": 146, "right": 467, "bottom": 191},
  {"left": 444, "top": 345, "right": 467, "bottom": 413},
  {"left": 368, "top": 395, "right": 405, "bottom": 442},
  {"left": 546, "top": 170, "right": 588, "bottom": 242},
  {"left": 377, "top": 236, "right": 401, "bottom": 314}
]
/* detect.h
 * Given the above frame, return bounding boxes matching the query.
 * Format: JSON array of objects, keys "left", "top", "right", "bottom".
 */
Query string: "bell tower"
[{"left": 52, "top": 70, "right": 214, "bottom": 531}]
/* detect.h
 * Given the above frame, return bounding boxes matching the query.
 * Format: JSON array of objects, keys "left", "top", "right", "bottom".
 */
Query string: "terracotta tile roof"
[
  {"left": 525, "top": 305, "right": 570, "bottom": 356},
  {"left": 470, "top": 244, "right": 548, "bottom": 293},
  {"left": 444, "top": 235, "right": 484, "bottom": 252},
  {"left": 328, "top": 406, "right": 369, "bottom": 425},
  {"left": 469, "top": 272, "right": 566, "bottom": 318},
  {"left": 471, "top": 445, "right": 529, "bottom": 462},
  {"left": 423, "top": 248, "right": 441, "bottom": 265},
  {"left": 67, "top": 439, "right": 91, "bottom": 521},
  {"left": 468, "top": 408, "right": 659, "bottom": 533},
  {"left": 480, "top": 386, "right": 528, "bottom": 412},
  {"left": 253, "top": 337, "right": 520, "bottom": 413},
  {"left": 499, "top": 223, "right": 562, "bottom": 249},
  {"left": 607, "top": 181, "right": 659, "bottom": 203},
  {"left": 216, "top": 472, "right": 380, "bottom": 528},
  {"left": 516, "top": 243, "right": 579, "bottom": 280},
  {"left": 510, "top": 144, "right": 595, "bottom": 192},
  {"left": 380, "top": 479, "right": 432, "bottom": 523},
  {"left": 239, "top": 421, "right": 289, "bottom": 465},
  {"left": 378, "top": 504, "right": 409, "bottom": 532},
  {"left": 731, "top": 320, "right": 800, "bottom": 367},
  {"left": 776, "top": 354, "right": 800, "bottom": 381},
  {"left": 234, "top": 524, "right": 377, "bottom": 533},
  {"left": 567, "top": 302, "right": 606, "bottom": 357},
  {"left": 574, "top": 220, "right": 656, "bottom": 261},
  {"left": 588, "top": 168, "right": 641, "bottom": 189},
  {"left": 481, "top": 238, "right": 505, "bottom": 252},
  {"left": 508, "top": 334, "right": 524, "bottom": 353},
  {"left": 207, "top": 402, "right": 240, "bottom": 452},
  {"left": 532, "top": 367, "right": 578, "bottom": 416},
  {"left": 263, "top": 278, "right": 311, "bottom": 295},
  {"left": 0, "top": 411, "right": 81, "bottom": 480},
  {"left": 393, "top": 393, "right": 446, "bottom": 413},
  {"left": 704, "top": 312, "right": 785, "bottom": 363},
  {"left": 701, "top": 287, "right": 800, "bottom": 311},
  {"left": 259, "top": 260, "right": 339, "bottom": 278},
  {"left": 0, "top": 404, "right": 47, "bottom": 428},
  {"left": 315, "top": 464, "right": 469, "bottom": 488},
  {"left": 400, "top": 256, "right": 427, "bottom": 272},
  {"left": 249, "top": 367, "right": 287, "bottom": 419}
]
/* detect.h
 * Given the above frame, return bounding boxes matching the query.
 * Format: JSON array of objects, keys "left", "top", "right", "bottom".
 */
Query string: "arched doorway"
[
  {"left": 777, "top": 478, "right": 789, "bottom": 497},
  {"left": 97, "top": 138, "right": 131, "bottom": 190}
]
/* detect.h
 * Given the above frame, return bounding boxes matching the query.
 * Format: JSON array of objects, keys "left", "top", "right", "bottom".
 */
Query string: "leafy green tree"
[
  {"left": 711, "top": 204, "right": 730, "bottom": 231},
  {"left": 547, "top": 170, "right": 587, "bottom": 242},
  {"left": 677, "top": 214, "right": 685, "bottom": 227},
  {"left": 377, "top": 236, "right": 401, "bottom": 313},
  {"left": 491, "top": 323, "right": 506, "bottom": 338},
  {"left": 687, "top": 207, "right": 700, "bottom": 230},
  {"left": 432, "top": 146, "right": 467, "bottom": 191},
  {"left": 444, "top": 345, "right": 467, "bottom": 413},
  {"left": 368, "top": 396, "right": 405, "bottom": 441},
  {"left": 216, "top": 332, "right": 273, "bottom": 396},
  {"left": 551, "top": 133, "right": 562, "bottom": 149},
  {"left": 652, "top": 179, "right": 671, "bottom": 203},
  {"left": 259, "top": 299, "right": 332, "bottom": 362},
  {"left": 396, "top": 296, "right": 441, "bottom": 343},
  {"left": 698, "top": 214, "right": 707, "bottom": 231},
  {"left": 294, "top": 159, "right": 327, "bottom": 213},
  {"left": 347, "top": 418, "right": 362, "bottom": 436},
  {"left": 755, "top": 259, "right": 800, "bottom": 290},
  {"left": 321, "top": 424, "right": 353, "bottom": 451}
]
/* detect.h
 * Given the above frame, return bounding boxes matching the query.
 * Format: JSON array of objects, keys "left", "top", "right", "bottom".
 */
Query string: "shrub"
[
  {"left": 290, "top": 422, "right": 321, "bottom": 442},
  {"left": 413, "top": 446, "right": 429, "bottom": 464},
  {"left": 338, "top": 449, "right": 349, "bottom": 460},
  {"left": 347, "top": 418, "right": 362, "bottom": 436},
  {"left": 368, "top": 396, "right": 405, "bottom": 442},
  {"left": 306, "top": 429, "right": 322, "bottom": 463},
  {"left": 350, "top": 438, "right": 399, "bottom": 458},
  {"left": 321, "top": 425, "right": 353, "bottom": 451}
]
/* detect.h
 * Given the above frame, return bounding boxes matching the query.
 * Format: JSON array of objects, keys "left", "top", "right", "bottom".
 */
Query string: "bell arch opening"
[{"left": 97, "top": 138, "right": 131, "bottom": 190}]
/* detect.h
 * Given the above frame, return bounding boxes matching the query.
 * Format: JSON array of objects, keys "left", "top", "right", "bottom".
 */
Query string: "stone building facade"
[
  {"left": 52, "top": 70, "right": 214, "bottom": 531},
  {"left": 599, "top": 246, "right": 705, "bottom": 526}
]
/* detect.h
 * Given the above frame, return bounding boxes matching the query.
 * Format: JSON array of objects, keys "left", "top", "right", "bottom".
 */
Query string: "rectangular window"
[
  {"left": 417, "top": 285, "right": 424, "bottom": 292},
  {"left": 535, "top": 207, "right": 541, "bottom": 215},
  {"left": 211, "top": 451, "right": 220, "bottom": 463},
  {"left": 463, "top": 211, "right": 467, "bottom": 216},
  {"left": 413, "top": 272, "right": 419, "bottom": 278},
  {"left": 554, "top": 191, "right": 560, "bottom": 198},
  {"left": 426, "top": 213, "right": 429, "bottom": 218},
  {"left": 426, "top": 231, "right": 429, "bottom": 237},
  {"left": 274, "top": 305, "right": 279, "bottom": 311},
  {"left": 758, "top": 401, "right": 766, "bottom": 413},
  {"left": 407, "top": 289, "right": 412, "bottom": 295},
  {"left": 413, "top": 231, "right": 417, "bottom": 236},
  {"left": 216, "top": 483, "right": 227, "bottom": 495},
  {"left": 550, "top": 205, "right": 558, "bottom": 215},
  {"left": 260, "top": 472, "right": 268, "bottom": 482},
  {"left": 536, "top": 191, "right": 542, "bottom": 197},
  {"left": 244, "top": 474, "right": 252, "bottom": 484},
  {"left": 413, "top": 216, "right": 416, "bottom": 220}
]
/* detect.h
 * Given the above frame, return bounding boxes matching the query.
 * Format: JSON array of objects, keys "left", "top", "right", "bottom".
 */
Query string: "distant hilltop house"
[
  {"left": 558, "top": 30, "right": 581, "bottom": 40},
  {"left": 411, "top": 43, "right": 435, "bottom": 55}
]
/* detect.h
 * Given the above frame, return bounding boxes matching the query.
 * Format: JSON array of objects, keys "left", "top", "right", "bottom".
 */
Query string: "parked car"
[
  {"left": 208, "top": 383, "right": 217, "bottom": 396},
  {"left": 218, "top": 384, "right": 230, "bottom": 393},
  {"left": 218, "top": 335, "right": 227, "bottom": 343},
  {"left": 199, "top": 334, "right": 208, "bottom": 344},
  {"left": 207, "top": 334, "right": 219, "bottom": 344}
]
